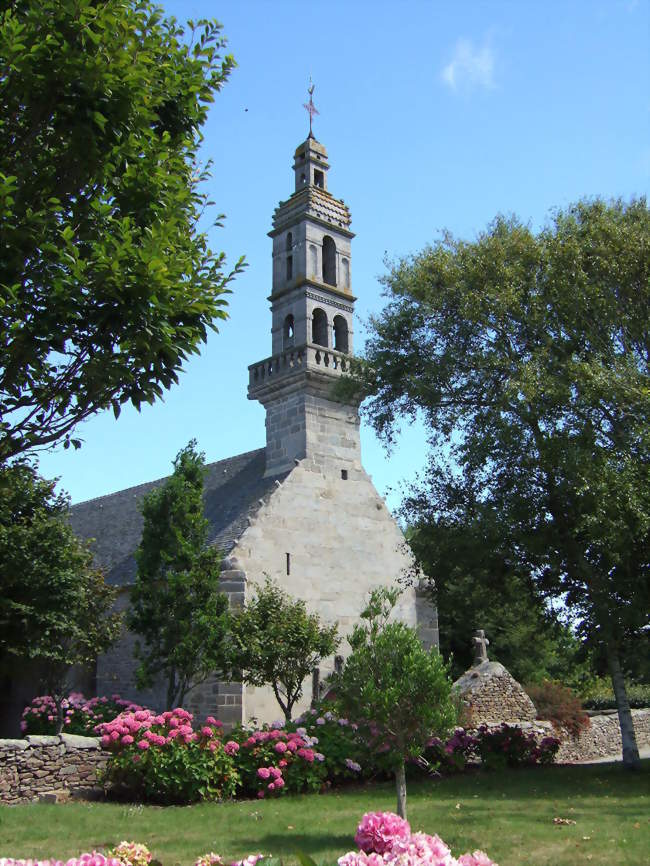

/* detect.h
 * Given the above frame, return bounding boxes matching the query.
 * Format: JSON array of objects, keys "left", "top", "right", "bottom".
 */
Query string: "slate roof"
[{"left": 69, "top": 448, "right": 285, "bottom": 587}]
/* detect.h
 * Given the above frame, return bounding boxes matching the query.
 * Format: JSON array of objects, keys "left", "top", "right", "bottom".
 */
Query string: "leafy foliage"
[
  {"left": 524, "top": 680, "right": 590, "bottom": 739},
  {"left": 99, "top": 708, "right": 238, "bottom": 804},
  {"left": 0, "top": 462, "right": 121, "bottom": 708},
  {"left": 21, "top": 692, "right": 145, "bottom": 736},
  {"left": 0, "top": 0, "right": 242, "bottom": 461},
  {"left": 230, "top": 577, "right": 339, "bottom": 722},
  {"left": 346, "top": 198, "right": 650, "bottom": 766},
  {"left": 406, "top": 512, "right": 592, "bottom": 686},
  {"left": 128, "top": 441, "right": 230, "bottom": 708},
  {"left": 334, "top": 588, "right": 456, "bottom": 817}
]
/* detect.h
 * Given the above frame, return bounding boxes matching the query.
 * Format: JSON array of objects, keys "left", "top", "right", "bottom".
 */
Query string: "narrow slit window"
[
  {"left": 341, "top": 469, "right": 348, "bottom": 480},
  {"left": 286, "top": 552, "right": 291, "bottom": 575}
]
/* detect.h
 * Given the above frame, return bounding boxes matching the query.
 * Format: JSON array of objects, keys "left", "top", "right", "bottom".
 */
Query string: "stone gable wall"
[{"left": 0, "top": 734, "right": 108, "bottom": 804}]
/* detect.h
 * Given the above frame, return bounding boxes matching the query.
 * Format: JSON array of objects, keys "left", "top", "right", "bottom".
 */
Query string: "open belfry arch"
[{"left": 69, "top": 88, "right": 439, "bottom": 727}]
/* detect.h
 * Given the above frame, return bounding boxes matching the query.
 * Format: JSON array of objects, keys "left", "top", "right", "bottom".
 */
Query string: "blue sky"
[{"left": 38, "top": 0, "right": 650, "bottom": 511}]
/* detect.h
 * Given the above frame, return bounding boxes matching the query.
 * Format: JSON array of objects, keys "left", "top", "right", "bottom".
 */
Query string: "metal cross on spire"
[{"left": 303, "top": 78, "right": 319, "bottom": 138}]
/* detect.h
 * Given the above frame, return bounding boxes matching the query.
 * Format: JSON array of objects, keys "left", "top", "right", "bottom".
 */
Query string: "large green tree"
[
  {"left": 0, "top": 0, "right": 241, "bottom": 462},
  {"left": 345, "top": 198, "right": 650, "bottom": 768},
  {"left": 128, "top": 441, "right": 230, "bottom": 708},
  {"left": 230, "top": 577, "right": 339, "bottom": 723},
  {"left": 334, "top": 588, "right": 455, "bottom": 819},
  {"left": 0, "top": 462, "right": 121, "bottom": 728},
  {"left": 405, "top": 486, "right": 591, "bottom": 686}
]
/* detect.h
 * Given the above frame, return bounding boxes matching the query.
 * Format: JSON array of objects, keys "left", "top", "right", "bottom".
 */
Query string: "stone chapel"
[{"left": 69, "top": 130, "right": 439, "bottom": 726}]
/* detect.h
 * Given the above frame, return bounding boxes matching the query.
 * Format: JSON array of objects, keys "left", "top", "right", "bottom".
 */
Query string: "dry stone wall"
[
  {"left": 555, "top": 708, "right": 650, "bottom": 763},
  {"left": 454, "top": 661, "right": 537, "bottom": 723},
  {"left": 0, "top": 734, "right": 108, "bottom": 804}
]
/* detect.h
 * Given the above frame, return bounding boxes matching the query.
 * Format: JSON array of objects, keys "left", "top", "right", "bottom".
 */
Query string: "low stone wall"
[
  {"left": 555, "top": 708, "right": 650, "bottom": 763},
  {"left": 0, "top": 734, "right": 109, "bottom": 804}
]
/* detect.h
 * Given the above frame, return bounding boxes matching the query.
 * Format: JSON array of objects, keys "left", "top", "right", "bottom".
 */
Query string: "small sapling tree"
[
  {"left": 334, "top": 587, "right": 456, "bottom": 819},
  {"left": 128, "top": 441, "right": 230, "bottom": 708},
  {"left": 230, "top": 577, "right": 339, "bottom": 723}
]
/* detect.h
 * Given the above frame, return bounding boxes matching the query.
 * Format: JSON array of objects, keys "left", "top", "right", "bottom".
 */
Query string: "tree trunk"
[
  {"left": 607, "top": 643, "right": 641, "bottom": 769},
  {"left": 395, "top": 758, "right": 407, "bottom": 820},
  {"left": 167, "top": 668, "right": 177, "bottom": 710}
]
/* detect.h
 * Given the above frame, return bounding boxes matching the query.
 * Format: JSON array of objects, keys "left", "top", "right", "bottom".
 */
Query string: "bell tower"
[{"left": 248, "top": 106, "right": 360, "bottom": 477}]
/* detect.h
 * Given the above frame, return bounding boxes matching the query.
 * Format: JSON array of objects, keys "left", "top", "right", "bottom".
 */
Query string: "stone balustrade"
[{"left": 248, "top": 343, "right": 350, "bottom": 390}]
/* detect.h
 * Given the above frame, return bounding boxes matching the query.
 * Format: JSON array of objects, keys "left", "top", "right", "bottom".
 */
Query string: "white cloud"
[{"left": 441, "top": 37, "right": 496, "bottom": 92}]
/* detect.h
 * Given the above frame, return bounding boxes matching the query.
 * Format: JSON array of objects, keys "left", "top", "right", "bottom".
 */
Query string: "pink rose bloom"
[
  {"left": 225, "top": 740, "right": 239, "bottom": 755},
  {"left": 121, "top": 735, "right": 134, "bottom": 746},
  {"left": 274, "top": 741, "right": 288, "bottom": 753},
  {"left": 257, "top": 767, "right": 271, "bottom": 779},
  {"left": 355, "top": 812, "right": 411, "bottom": 855},
  {"left": 136, "top": 740, "right": 150, "bottom": 750}
]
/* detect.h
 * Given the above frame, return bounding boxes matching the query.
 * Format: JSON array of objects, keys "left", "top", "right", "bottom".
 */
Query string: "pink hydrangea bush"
[
  {"left": 286, "top": 708, "right": 370, "bottom": 784},
  {"left": 0, "top": 854, "right": 123, "bottom": 866},
  {"left": 97, "top": 709, "right": 238, "bottom": 803},
  {"left": 230, "top": 725, "right": 327, "bottom": 798},
  {"left": 340, "top": 812, "right": 497, "bottom": 866},
  {"left": 354, "top": 811, "right": 411, "bottom": 854},
  {"left": 21, "top": 694, "right": 145, "bottom": 736}
]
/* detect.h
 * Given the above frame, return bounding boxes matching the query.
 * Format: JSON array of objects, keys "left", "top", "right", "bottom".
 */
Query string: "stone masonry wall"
[
  {"left": 0, "top": 734, "right": 108, "bottom": 804},
  {"left": 555, "top": 708, "right": 650, "bottom": 763},
  {"left": 454, "top": 661, "right": 537, "bottom": 724}
]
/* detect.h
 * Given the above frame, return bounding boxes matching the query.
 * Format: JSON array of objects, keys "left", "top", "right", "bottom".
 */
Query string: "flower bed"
[
  {"left": 21, "top": 693, "right": 145, "bottom": 736},
  {"left": 97, "top": 709, "right": 238, "bottom": 804},
  {"left": 0, "top": 812, "right": 497, "bottom": 866}
]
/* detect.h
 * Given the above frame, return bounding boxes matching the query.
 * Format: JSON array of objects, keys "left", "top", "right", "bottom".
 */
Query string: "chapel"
[{"left": 69, "top": 126, "right": 439, "bottom": 726}]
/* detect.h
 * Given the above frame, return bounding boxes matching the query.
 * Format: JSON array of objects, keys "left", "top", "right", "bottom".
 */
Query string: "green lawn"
[{"left": 1, "top": 761, "right": 648, "bottom": 866}]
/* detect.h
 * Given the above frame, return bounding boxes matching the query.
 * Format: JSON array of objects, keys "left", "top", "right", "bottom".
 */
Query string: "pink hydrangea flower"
[
  {"left": 136, "top": 740, "right": 150, "bottom": 750},
  {"left": 257, "top": 767, "right": 270, "bottom": 779},
  {"left": 355, "top": 812, "right": 411, "bottom": 855},
  {"left": 224, "top": 741, "right": 240, "bottom": 756},
  {"left": 458, "top": 853, "right": 496, "bottom": 866},
  {"left": 274, "top": 741, "right": 287, "bottom": 753}
]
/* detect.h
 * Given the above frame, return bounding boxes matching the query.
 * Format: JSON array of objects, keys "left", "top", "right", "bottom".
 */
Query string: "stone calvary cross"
[{"left": 473, "top": 629, "right": 490, "bottom": 664}]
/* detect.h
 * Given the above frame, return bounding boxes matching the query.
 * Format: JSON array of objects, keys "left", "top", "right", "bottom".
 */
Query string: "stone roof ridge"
[{"left": 69, "top": 447, "right": 266, "bottom": 510}]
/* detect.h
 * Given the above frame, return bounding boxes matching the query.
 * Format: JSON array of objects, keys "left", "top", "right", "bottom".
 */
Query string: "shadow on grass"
[{"left": 233, "top": 832, "right": 353, "bottom": 856}]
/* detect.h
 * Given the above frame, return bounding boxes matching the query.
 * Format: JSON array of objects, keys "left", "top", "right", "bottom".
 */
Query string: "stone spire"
[{"left": 248, "top": 135, "right": 360, "bottom": 478}]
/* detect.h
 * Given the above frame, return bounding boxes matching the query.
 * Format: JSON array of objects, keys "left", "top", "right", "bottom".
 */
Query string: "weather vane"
[{"left": 303, "top": 77, "right": 319, "bottom": 138}]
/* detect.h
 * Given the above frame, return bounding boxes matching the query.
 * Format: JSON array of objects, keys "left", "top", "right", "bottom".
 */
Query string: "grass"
[{"left": 0, "top": 760, "right": 648, "bottom": 866}]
